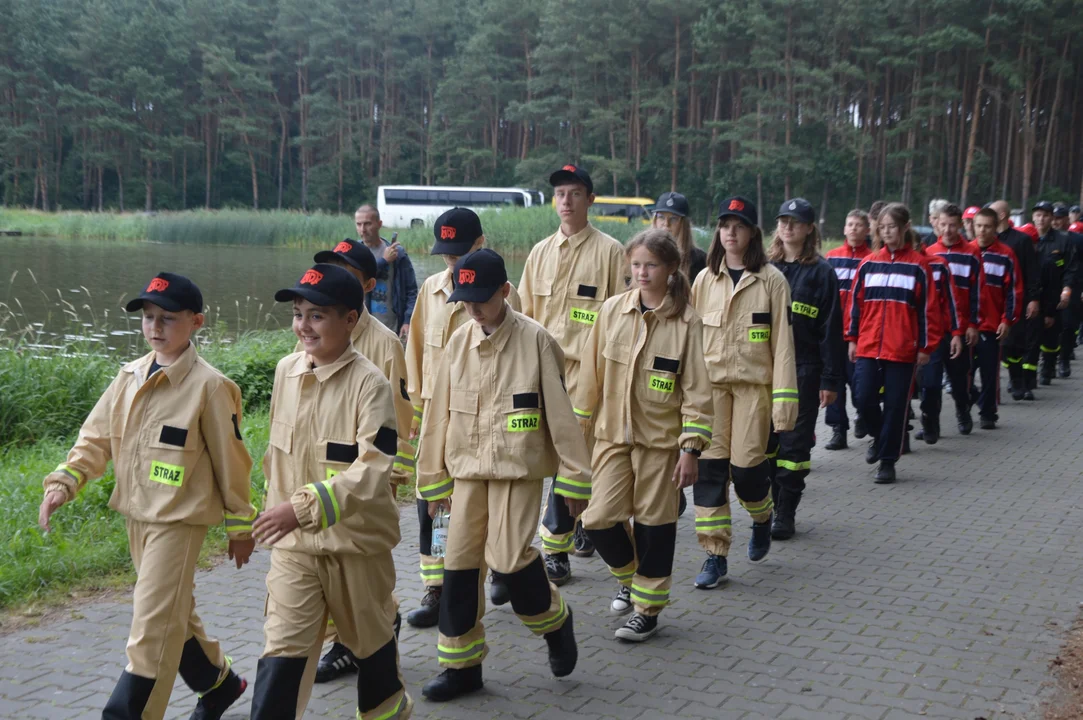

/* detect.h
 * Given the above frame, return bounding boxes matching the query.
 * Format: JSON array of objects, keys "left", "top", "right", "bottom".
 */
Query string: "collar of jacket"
[
  {"left": 285, "top": 345, "right": 359, "bottom": 380},
  {"left": 123, "top": 342, "right": 198, "bottom": 386},
  {"left": 618, "top": 287, "right": 674, "bottom": 316},
  {"left": 466, "top": 305, "right": 517, "bottom": 351},
  {"left": 350, "top": 306, "right": 372, "bottom": 342},
  {"left": 717, "top": 264, "right": 766, "bottom": 291},
  {"left": 557, "top": 223, "right": 596, "bottom": 249},
  {"left": 430, "top": 267, "right": 454, "bottom": 297}
]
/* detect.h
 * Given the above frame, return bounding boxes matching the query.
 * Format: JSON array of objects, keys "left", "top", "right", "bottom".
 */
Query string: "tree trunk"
[
  {"left": 783, "top": 7, "right": 794, "bottom": 198},
  {"left": 670, "top": 16, "right": 681, "bottom": 192},
  {"left": 1038, "top": 36, "right": 1070, "bottom": 197},
  {"left": 144, "top": 157, "right": 153, "bottom": 212},
  {"left": 204, "top": 113, "right": 212, "bottom": 209}
]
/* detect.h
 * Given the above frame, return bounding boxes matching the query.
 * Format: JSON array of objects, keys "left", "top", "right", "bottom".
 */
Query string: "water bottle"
[{"left": 431, "top": 506, "right": 450, "bottom": 558}]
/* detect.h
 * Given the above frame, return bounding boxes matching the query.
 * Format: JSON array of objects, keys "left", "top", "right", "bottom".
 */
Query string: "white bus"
[{"left": 376, "top": 185, "right": 541, "bottom": 228}]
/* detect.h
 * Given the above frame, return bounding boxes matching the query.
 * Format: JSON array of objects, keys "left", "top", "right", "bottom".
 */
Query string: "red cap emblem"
[
  {"left": 334, "top": 241, "right": 352, "bottom": 253},
  {"left": 300, "top": 269, "right": 324, "bottom": 286},
  {"left": 458, "top": 269, "right": 476, "bottom": 285},
  {"left": 562, "top": 164, "right": 577, "bottom": 172},
  {"left": 440, "top": 225, "right": 457, "bottom": 240},
  {"left": 729, "top": 199, "right": 745, "bottom": 212},
  {"left": 147, "top": 278, "right": 170, "bottom": 293}
]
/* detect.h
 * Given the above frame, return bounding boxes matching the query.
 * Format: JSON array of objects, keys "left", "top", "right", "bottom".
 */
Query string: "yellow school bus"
[{"left": 553, "top": 195, "right": 654, "bottom": 224}]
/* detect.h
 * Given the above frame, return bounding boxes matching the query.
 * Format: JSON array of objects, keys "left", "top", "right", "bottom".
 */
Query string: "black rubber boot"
[
  {"left": 771, "top": 492, "right": 799, "bottom": 540},
  {"left": 249, "top": 656, "right": 307, "bottom": 720},
  {"left": 748, "top": 515, "right": 772, "bottom": 562},
  {"left": 544, "top": 607, "right": 578, "bottom": 677},
  {"left": 189, "top": 670, "right": 247, "bottom": 720},
  {"left": 874, "top": 460, "right": 896, "bottom": 484},
  {"left": 421, "top": 665, "right": 483, "bottom": 702},
  {"left": 102, "top": 671, "right": 156, "bottom": 720},
  {"left": 406, "top": 586, "right": 441, "bottom": 628},
  {"left": 865, "top": 441, "right": 880, "bottom": 465},
  {"left": 824, "top": 427, "right": 847, "bottom": 450}
]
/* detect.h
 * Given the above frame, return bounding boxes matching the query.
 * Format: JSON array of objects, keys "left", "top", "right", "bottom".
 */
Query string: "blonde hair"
[
  {"left": 768, "top": 221, "right": 821, "bottom": 265},
  {"left": 625, "top": 228, "right": 690, "bottom": 319}
]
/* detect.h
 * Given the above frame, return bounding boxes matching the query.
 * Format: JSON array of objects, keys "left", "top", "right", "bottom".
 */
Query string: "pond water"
[{"left": 0, "top": 237, "right": 526, "bottom": 352}]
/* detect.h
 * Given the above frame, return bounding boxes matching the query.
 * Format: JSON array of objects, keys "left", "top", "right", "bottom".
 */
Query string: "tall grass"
[{"left": 1, "top": 206, "right": 644, "bottom": 251}]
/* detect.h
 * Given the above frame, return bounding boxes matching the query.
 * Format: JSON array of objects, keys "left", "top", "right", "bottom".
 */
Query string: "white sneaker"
[{"left": 610, "top": 585, "right": 633, "bottom": 615}]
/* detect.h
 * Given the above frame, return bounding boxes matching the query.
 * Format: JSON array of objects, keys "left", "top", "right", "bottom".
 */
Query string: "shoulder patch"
[
  {"left": 374, "top": 426, "right": 397, "bottom": 456},
  {"left": 231, "top": 414, "right": 242, "bottom": 440},
  {"left": 400, "top": 377, "right": 410, "bottom": 401}
]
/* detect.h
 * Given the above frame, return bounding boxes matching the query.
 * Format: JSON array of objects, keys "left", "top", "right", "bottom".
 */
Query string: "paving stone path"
[{"left": 3, "top": 367, "right": 1083, "bottom": 719}]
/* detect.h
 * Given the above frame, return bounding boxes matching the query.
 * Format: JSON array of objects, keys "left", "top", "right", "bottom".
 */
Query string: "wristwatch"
[{"left": 681, "top": 447, "right": 702, "bottom": 457}]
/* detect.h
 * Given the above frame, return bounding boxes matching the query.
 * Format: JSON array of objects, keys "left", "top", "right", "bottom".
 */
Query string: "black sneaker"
[
  {"left": 544, "top": 607, "right": 577, "bottom": 677},
  {"left": 610, "top": 585, "right": 633, "bottom": 615},
  {"left": 1059, "top": 361, "right": 1071, "bottom": 378},
  {"left": 614, "top": 612, "right": 659, "bottom": 642},
  {"left": 545, "top": 552, "right": 571, "bottom": 586},
  {"left": 1011, "top": 389, "right": 1026, "bottom": 401},
  {"left": 572, "top": 521, "right": 595, "bottom": 558},
  {"left": 490, "top": 573, "right": 510, "bottom": 607},
  {"left": 189, "top": 670, "right": 247, "bottom": 720},
  {"left": 406, "top": 586, "right": 441, "bottom": 628},
  {"left": 422, "top": 666, "right": 483, "bottom": 702},
  {"left": 748, "top": 515, "right": 772, "bottom": 563},
  {"left": 874, "top": 460, "right": 896, "bottom": 484},
  {"left": 854, "top": 417, "right": 868, "bottom": 439},
  {"left": 1024, "top": 390, "right": 1036, "bottom": 400},
  {"left": 865, "top": 441, "right": 880, "bottom": 465},
  {"left": 1039, "top": 375, "right": 1052, "bottom": 386},
  {"left": 824, "top": 428, "right": 847, "bottom": 450},
  {"left": 957, "top": 412, "right": 973, "bottom": 435},
  {"left": 314, "top": 643, "right": 357, "bottom": 684},
  {"left": 980, "top": 417, "right": 996, "bottom": 430}
]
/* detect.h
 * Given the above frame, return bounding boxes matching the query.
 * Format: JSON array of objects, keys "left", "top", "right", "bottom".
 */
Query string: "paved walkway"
[{"left": 4, "top": 366, "right": 1083, "bottom": 720}]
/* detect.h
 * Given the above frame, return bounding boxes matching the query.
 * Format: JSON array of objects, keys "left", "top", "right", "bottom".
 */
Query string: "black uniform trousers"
[
  {"left": 855, "top": 358, "right": 916, "bottom": 463},
  {"left": 974, "top": 332, "right": 1002, "bottom": 421},
  {"left": 769, "top": 364, "right": 821, "bottom": 500}
]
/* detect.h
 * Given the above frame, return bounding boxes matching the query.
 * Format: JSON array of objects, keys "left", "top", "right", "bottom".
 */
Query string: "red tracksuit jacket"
[
  {"left": 927, "top": 237, "right": 984, "bottom": 333},
  {"left": 922, "top": 251, "right": 959, "bottom": 339},
  {"left": 826, "top": 242, "right": 873, "bottom": 316},
  {"left": 846, "top": 245, "right": 942, "bottom": 363},
  {"left": 970, "top": 239, "right": 1023, "bottom": 331}
]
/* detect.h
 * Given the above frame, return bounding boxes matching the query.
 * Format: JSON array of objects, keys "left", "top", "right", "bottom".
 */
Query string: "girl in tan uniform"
[
  {"left": 575, "top": 229, "right": 713, "bottom": 641},
  {"left": 689, "top": 197, "right": 798, "bottom": 590}
]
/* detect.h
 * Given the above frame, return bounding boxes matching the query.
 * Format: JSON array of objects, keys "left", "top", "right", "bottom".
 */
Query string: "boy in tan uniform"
[
  {"left": 417, "top": 249, "right": 591, "bottom": 702},
  {"left": 518, "top": 164, "right": 627, "bottom": 584},
  {"left": 404, "top": 208, "right": 522, "bottom": 625},
  {"left": 249, "top": 264, "right": 410, "bottom": 720},
  {"left": 303, "top": 241, "right": 412, "bottom": 683},
  {"left": 38, "top": 272, "right": 255, "bottom": 720}
]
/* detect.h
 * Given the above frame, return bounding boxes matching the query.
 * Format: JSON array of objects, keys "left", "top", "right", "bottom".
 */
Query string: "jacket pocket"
[
  {"left": 641, "top": 354, "right": 681, "bottom": 405},
  {"left": 143, "top": 423, "right": 200, "bottom": 489},
  {"left": 448, "top": 389, "right": 479, "bottom": 445},
  {"left": 319, "top": 438, "right": 359, "bottom": 481},
  {"left": 501, "top": 387, "right": 546, "bottom": 452},
  {"left": 700, "top": 310, "right": 725, "bottom": 361},
  {"left": 269, "top": 420, "right": 293, "bottom": 453}
]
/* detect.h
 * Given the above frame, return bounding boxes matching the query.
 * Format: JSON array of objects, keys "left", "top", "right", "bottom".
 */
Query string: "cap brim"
[
  {"left": 717, "top": 210, "right": 753, "bottom": 223},
  {"left": 447, "top": 286, "right": 500, "bottom": 304},
  {"left": 431, "top": 240, "right": 475, "bottom": 256},
  {"left": 775, "top": 210, "right": 813, "bottom": 222},
  {"left": 125, "top": 294, "right": 187, "bottom": 313},
  {"left": 275, "top": 286, "right": 358, "bottom": 310},
  {"left": 549, "top": 170, "right": 592, "bottom": 193},
  {"left": 655, "top": 207, "right": 687, "bottom": 218},
  {"left": 313, "top": 250, "right": 363, "bottom": 271}
]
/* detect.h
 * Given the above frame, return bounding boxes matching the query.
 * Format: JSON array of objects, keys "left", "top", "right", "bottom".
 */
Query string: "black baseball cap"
[
  {"left": 777, "top": 197, "right": 816, "bottom": 224},
  {"left": 654, "top": 191, "right": 689, "bottom": 218},
  {"left": 125, "top": 272, "right": 203, "bottom": 314},
  {"left": 549, "top": 164, "right": 593, "bottom": 195},
  {"left": 274, "top": 263, "right": 365, "bottom": 311},
  {"left": 1071, "top": 205, "right": 1081, "bottom": 214},
  {"left": 1032, "top": 200, "right": 1055, "bottom": 213},
  {"left": 717, "top": 196, "right": 758, "bottom": 227},
  {"left": 432, "top": 208, "right": 484, "bottom": 256},
  {"left": 447, "top": 249, "right": 508, "bottom": 304},
  {"left": 1053, "top": 203, "right": 1070, "bottom": 218},
  {"left": 314, "top": 239, "right": 378, "bottom": 280}
]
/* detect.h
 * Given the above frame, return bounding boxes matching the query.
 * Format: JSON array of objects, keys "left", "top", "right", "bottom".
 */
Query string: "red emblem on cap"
[
  {"left": 729, "top": 199, "right": 745, "bottom": 212},
  {"left": 300, "top": 269, "right": 324, "bottom": 286},
  {"left": 440, "top": 226, "right": 457, "bottom": 240},
  {"left": 458, "top": 269, "right": 476, "bottom": 285},
  {"left": 562, "top": 164, "right": 577, "bottom": 172},
  {"left": 334, "top": 241, "right": 352, "bottom": 253},
  {"left": 147, "top": 278, "right": 169, "bottom": 293}
]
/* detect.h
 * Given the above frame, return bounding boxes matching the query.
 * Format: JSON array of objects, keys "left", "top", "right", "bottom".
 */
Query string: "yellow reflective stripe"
[
  {"left": 542, "top": 534, "right": 574, "bottom": 552},
  {"left": 609, "top": 567, "right": 635, "bottom": 582},
  {"left": 395, "top": 451, "right": 415, "bottom": 466},
  {"left": 630, "top": 584, "right": 670, "bottom": 606},
  {"left": 776, "top": 459, "right": 811, "bottom": 471},
  {"left": 773, "top": 388, "right": 799, "bottom": 403},
  {"left": 1023, "top": 363, "right": 1038, "bottom": 371},
  {"left": 305, "top": 481, "right": 341, "bottom": 528},
  {"left": 437, "top": 638, "right": 486, "bottom": 663},
  {"left": 765, "top": 449, "right": 778, "bottom": 459},
  {"left": 55, "top": 464, "right": 84, "bottom": 484},
  {"left": 418, "top": 477, "right": 454, "bottom": 501},
  {"left": 683, "top": 423, "right": 712, "bottom": 438},
  {"left": 197, "top": 656, "right": 233, "bottom": 697},
  {"left": 224, "top": 509, "right": 258, "bottom": 533},
  {"left": 1041, "top": 345, "right": 1061, "bottom": 353},
  {"left": 694, "top": 516, "right": 731, "bottom": 529},
  {"left": 356, "top": 693, "right": 407, "bottom": 720},
  {"left": 573, "top": 407, "right": 593, "bottom": 420},
  {"left": 552, "top": 476, "right": 591, "bottom": 500},
  {"left": 413, "top": 405, "right": 423, "bottom": 419},
  {"left": 522, "top": 597, "right": 567, "bottom": 633},
  {"left": 742, "top": 497, "right": 774, "bottom": 514}
]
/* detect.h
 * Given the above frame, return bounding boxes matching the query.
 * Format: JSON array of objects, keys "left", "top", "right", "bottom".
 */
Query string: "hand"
[
  {"left": 399, "top": 323, "right": 410, "bottom": 341},
  {"left": 427, "top": 497, "right": 451, "bottom": 519},
  {"left": 916, "top": 352, "right": 931, "bottom": 367},
  {"left": 252, "top": 502, "right": 301, "bottom": 546},
  {"left": 564, "top": 497, "right": 589, "bottom": 518},
  {"left": 671, "top": 452, "right": 699, "bottom": 490},
  {"left": 1026, "top": 300, "right": 1040, "bottom": 320},
  {"left": 819, "top": 390, "right": 837, "bottom": 408},
  {"left": 1057, "top": 293, "right": 1070, "bottom": 310},
  {"left": 1045, "top": 316, "right": 1055, "bottom": 329},
  {"left": 410, "top": 416, "right": 420, "bottom": 440},
  {"left": 949, "top": 335, "right": 963, "bottom": 359},
  {"left": 965, "top": 327, "right": 979, "bottom": 347},
  {"left": 848, "top": 342, "right": 857, "bottom": 363},
  {"left": 228, "top": 538, "right": 256, "bottom": 568},
  {"left": 384, "top": 242, "right": 401, "bottom": 263},
  {"left": 38, "top": 491, "right": 67, "bottom": 532},
  {"left": 996, "top": 322, "right": 1010, "bottom": 341}
]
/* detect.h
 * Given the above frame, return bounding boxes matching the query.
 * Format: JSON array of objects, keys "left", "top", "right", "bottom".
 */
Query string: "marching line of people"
[{"left": 35, "top": 161, "right": 1083, "bottom": 717}]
